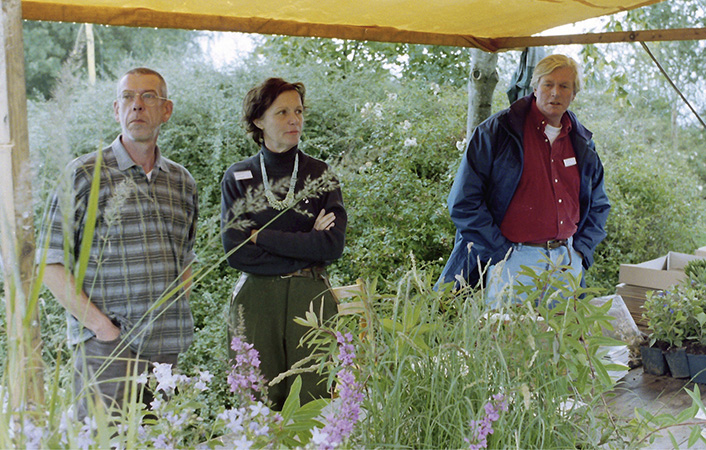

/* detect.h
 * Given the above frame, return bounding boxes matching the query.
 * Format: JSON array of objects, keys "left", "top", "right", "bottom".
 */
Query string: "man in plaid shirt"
[{"left": 39, "top": 68, "right": 198, "bottom": 418}]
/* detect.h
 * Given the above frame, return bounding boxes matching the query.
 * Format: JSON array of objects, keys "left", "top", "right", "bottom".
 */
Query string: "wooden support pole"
[{"left": 0, "top": 0, "right": 44, "bottom": 408}]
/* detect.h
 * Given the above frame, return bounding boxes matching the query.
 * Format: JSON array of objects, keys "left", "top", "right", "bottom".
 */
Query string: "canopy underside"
[{"left": 23, "top": 0, "right": 672, "bottom": 51}]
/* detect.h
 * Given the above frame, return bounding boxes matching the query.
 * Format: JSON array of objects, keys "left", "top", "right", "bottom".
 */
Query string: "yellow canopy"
[{"left": 23, "top": 0, "right": 668, "bottom": 51}]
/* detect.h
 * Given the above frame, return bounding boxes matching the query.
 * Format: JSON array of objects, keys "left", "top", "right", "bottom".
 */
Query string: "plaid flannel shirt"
[{"left": 40, "top": 137, "right": 198, "bottom": 355}]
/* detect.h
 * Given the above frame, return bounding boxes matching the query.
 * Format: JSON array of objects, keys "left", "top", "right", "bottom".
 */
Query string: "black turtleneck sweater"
[{"left": 220, "top": 145, "right": 347, "bottom": 276}]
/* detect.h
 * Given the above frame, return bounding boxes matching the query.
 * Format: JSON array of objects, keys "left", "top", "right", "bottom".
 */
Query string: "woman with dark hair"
[{"left": 220, "top": 77, "right": 347, "bottom": 409}]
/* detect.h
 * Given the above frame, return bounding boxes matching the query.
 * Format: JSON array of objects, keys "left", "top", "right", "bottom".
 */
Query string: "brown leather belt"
[
  {"left": 522, "top": 239, "right": 568, "bottom": 250},
  {"left": 281, "top": 266, "right": 327, "bottom": 279}
]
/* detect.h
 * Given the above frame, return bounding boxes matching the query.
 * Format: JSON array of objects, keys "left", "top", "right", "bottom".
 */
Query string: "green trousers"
[{"left": 228, "top": 272, "right": 338, "bottom": 410}]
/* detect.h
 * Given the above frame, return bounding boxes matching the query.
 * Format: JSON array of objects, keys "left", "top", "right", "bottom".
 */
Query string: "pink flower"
[
  {"left": 316, "top": 335, "right": 364, "bottom": 449},
  {"left": 466, "top": 393, "right": 507, "bottom": 449},
  {"left": 228, "top": 335, "right": 268, "bottom": 402}
]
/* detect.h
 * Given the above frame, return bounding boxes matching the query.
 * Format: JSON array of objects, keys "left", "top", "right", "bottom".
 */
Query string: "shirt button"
[
  {"left": 554, "top": 179, "right": 558, "bottom": 183},
  {"left": 560, "top": 220, "right": 564, "bottom": 225},
  {"left": 558, "top": 199, "right": 563, "bottom": 203}
]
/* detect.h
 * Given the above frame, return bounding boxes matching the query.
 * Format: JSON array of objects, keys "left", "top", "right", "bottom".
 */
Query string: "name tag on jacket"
[{"left": 233, "top": 170, "right": 253, "bottom": 181}]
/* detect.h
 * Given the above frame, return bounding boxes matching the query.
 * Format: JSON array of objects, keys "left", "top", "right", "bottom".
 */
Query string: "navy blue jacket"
[{"left": 437, "top": 94, "right": 610, "bottom": 288}]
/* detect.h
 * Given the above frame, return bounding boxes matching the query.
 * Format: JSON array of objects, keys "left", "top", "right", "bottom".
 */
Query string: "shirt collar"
[{"left": 111, "top": 135, "right": 169, "bottom": 173}]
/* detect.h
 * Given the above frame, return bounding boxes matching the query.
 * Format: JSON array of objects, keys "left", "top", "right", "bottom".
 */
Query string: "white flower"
[
  {"left": 199, "top": 370, "right": 214, "bottom": 383},
  {"left": 311, "top": 427, "right": 329, "bottom": 445},
  {"left": 135, "top": 372, "right": 148, "bottom": 385},
  {"left": 401, "top": 120, "right": 412, "bottom": 130},
  {"left": 232, "top": 435, "right": 253, "bottom": 450},
  {"left": 23, "top": 418, "right": 44, "bottom": 449},
  {"left": 387, "top": 92, "right": 398, "bottom": 101},
  {"left": 58, "top": 410, "right": 72, "bottom": 444},
  {"left": 150, "top": 397, "right": 163, "bottom": 411},
  {"left": 430, "top": 83, "right": 440, "bottom": 94},
  {"left": 152, "top": 434, "right": 171, "bottom": 449},
  {"left": 218, "top": 408, "right": 245, "bottom": 434},
  {"left": 166, "top": 411, "right": 189, "bottom": 427},
  {"left": 77, "top": 417, "right": 96, "bottom": 450},
  {"left": 361, "top": 102, "right": 383, "bottom": 119},
  {"left": 152, "top": 363, "right": 178, "bottom": 393},
  {"left": 194, "top": 371, "right": 213, "bottom": 391},
  {"left": 404, "top": 138, "right": 418, "bottom": 147},
  {"left": 248, "top": 421, "right": 270, "bottom": 436},
  {"left": 456, "top": 138, "right": 467, "bottom": 152},
  {"left": 249, "top": 401, "right": 270, "bottom": 418}
]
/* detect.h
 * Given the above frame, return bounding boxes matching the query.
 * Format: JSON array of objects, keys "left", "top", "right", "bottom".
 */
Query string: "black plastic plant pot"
[
  {"left": 640, "top": 345, "right": 669, "bottom": 376},
  {"left": 665, "top": 347, "right": 690, "bottom": 379},
  {"left": 687, "top": 353, "right": 706, "bottom": 384}
]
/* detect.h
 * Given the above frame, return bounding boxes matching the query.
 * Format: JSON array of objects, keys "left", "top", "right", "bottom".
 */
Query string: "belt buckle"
[{"left": 547, "top": 239, "right": 566, "bottom": 250}]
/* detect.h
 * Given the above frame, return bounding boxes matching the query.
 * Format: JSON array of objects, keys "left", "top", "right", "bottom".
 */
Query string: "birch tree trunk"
[
  {"left": 466, "top": 49, "right": 499, "bottom": 138},
  {"left": 0, "top": 0, "right": 44, "bottom": 408}
]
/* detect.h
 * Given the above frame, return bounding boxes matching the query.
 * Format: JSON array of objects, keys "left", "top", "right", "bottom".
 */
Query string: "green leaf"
[
  {"left": 280, "top": 375, "right": 303, "bottom": 422},
  {"left": 589, "top": 336, "right": 627, "bottom": 348},
  {"left": 382, "top": 318, "right": 403, "bottom": 333},
  {"left": 687, "top": 425, "right": 704, "bottom": 447},
  {"left": 74, "top": 148, "right": 102, "bottom": 290},
  {"left": 674, "top": 402, "right": 699, "bottom": 424}
]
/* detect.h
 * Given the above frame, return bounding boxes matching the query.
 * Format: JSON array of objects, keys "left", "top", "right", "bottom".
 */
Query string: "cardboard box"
[{"left": 618, "top": 251, "right": 706, "bottom": 291}]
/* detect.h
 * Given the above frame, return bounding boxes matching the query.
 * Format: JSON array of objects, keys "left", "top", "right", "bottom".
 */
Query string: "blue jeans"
[{"left": 484, "top": 238, "right": 583, "bottom": 309}]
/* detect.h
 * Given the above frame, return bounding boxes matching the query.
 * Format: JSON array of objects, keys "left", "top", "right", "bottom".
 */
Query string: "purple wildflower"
[
  {"left": 465, "top": 393, "right": 507, "bottom": 450},
  {"left": 336, "top": 332, "right": 356, "bottom": 366},
  {"left": 316, "top": 333, "right": 364, "bottom": 449},
  {"left": 228, "top": 335, "right": 268, "bottom": 402}
]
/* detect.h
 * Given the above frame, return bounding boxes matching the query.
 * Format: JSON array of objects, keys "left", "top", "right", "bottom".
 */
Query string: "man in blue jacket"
[{"left": 436, "top": 54, "right": 610, "bottom": 307}]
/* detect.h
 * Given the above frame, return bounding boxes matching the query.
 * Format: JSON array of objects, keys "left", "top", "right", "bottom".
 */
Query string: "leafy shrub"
[{"left": 573, "top": 93, "right": 706, "bottom": 291}]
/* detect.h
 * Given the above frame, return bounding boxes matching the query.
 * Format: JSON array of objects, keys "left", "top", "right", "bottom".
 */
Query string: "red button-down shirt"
[{"left": 500, "top": 100, "right": 581, "bottom": 244}]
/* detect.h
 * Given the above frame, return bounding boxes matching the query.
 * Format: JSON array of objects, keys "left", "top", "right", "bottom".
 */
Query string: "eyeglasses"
[{"left": 118, "top": 90, "right": 168, "bottom": 106}]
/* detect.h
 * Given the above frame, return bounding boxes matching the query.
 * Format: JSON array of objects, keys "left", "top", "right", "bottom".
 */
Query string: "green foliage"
[
  {"left": 643, "top": 287, "right": 691, "bottom": 348},
  {"left": 259, "top": 35, "right": 473, "bottom": 87},
  {"left": 574, "top": 91, "right": 706, "bottom": 291},
  {"left": 584, "top": 0, "right": 706, "bottom": 130},
  {"left": 644, "top": 260, "right": 706, "bottom": 350},
  {"left": 332, "top": 80, "right": 465, "bottom": 285},
  {"left": 23, "top": 21, "right": 203, "bottom": 100},
  {"left": 595, "top": 150, "right": 705, "bottom": 289},
  {"left": 515, "top": 261, "right": 627, "bottom": 393},
  {"left": 297, "top": 264, "right": 672, "bottom": 448},
  {"left": 685, "top": 259, "right": 706, "bottom": 285}
]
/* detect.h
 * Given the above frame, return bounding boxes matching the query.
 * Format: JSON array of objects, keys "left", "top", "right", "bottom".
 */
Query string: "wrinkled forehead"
[{"left": 117, "top": 73, "right": 165, "bottom": 96}]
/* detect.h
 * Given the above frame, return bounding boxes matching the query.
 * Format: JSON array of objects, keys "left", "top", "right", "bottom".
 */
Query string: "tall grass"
[{"left": 309, "top": 261, "right": 706, "bottom": 449}]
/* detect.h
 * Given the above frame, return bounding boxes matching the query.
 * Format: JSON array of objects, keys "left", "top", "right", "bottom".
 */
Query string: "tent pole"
[{"left": 0, "top": 0, "right": 44, "bottom": 408}]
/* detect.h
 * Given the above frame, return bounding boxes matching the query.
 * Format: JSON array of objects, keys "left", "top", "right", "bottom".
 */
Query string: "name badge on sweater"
[
  {"left": 563, "top": 157, "right": 577, "bottom": 167},
  {"left": 233, "top": 170, "right": 253, "bottom": 181}
]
